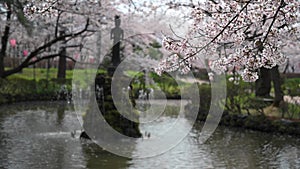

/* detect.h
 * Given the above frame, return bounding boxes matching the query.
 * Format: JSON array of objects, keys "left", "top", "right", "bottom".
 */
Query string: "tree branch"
[
  {"left": 55, "top": 11, "right": 63, "bottom": 38},
  {"left": 262, "top": 0, "right": 284, "bottom": 44},
  {"left": 27, "top": 54, "right": 76, "bottom": 67},
  {"left": 0, "top": 3, "right": 11, "bottom": 76},
  {"left": 27, "top": 54, "right": 60, "bottom": 66}
]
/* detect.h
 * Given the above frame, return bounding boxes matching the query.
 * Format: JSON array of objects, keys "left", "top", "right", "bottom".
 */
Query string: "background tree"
[{"left": 0, "top": 0, "right": 128, "bottom": 78}]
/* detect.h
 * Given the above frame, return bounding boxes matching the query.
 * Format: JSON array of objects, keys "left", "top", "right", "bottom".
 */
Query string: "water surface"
[{"left": 0, "top": 101, "right": 299, "bottom": 169}]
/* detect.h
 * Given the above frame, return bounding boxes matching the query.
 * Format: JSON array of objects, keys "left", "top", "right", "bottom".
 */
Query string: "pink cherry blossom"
[
  {"left": 10, "top": 39, "right": 17, "bottom": 47},
  {"left": 157, "top": 0, "right": 300, "bottom": 82},
  {"left": 23, "top": 50, "right": 29, "bottom": 57}
]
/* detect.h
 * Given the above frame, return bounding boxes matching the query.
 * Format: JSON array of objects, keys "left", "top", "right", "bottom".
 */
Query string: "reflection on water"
[{"left": 0, "top": 101, "right": 299, "bottom": 169}]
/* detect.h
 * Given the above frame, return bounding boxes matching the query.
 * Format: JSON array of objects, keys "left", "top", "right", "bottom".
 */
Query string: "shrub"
[
  {"left": 0, "top": 77, "right": 71, "bottom": 105},
  {"left": 282, "top": 78, "right": 300, "bottom": 96}
]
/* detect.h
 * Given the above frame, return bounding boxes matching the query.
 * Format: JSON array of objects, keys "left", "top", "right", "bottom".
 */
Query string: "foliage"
[
  {"left": 149, "top": 41, "right": 162, "bottom": 49},
  {"left": 282, "top": 78, "right": 300, "bottom": 96},
  {"left": 7, "top": 68, "right": 73, "bottom": 80},
  {"left": 150, "top": 72, "right": 181, "bottom": 99},
  {"left": 0, "top": 77, "right": 71, "bottom": 104},
  {"left": 125, "top": 70, "right": 181, "bottom": 99},
  {"left": 182, "top": 83, "right": 212, "bottom": 116},
  {"left": 285, "top": 103, "right": 300, "bottom": 119},
  {"left": 198, "top": 84, "right": 212, "bottom": 113},
  {"left": 192, "top": 69, "right": 209, "bottom": 80},
  {"left": 225, "top": 76, "right": 256, "bottom": 114}
]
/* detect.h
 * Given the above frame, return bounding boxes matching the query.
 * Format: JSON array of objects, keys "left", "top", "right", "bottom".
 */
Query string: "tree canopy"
[{"left": 155, "top": 0, "right": 300, "bottom": 82}]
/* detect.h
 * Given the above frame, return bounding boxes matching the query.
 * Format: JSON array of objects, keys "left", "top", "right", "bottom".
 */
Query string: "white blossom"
[{"left": 157, "top": 0, "right": 300, "bottom": 82}]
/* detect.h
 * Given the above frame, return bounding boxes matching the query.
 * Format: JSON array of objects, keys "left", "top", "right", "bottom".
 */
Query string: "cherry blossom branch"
[
  {"left": 262, "top": 0, "right": 284, "bottom": 44},
  {"left": 39, "top": 0, "right": 58, "bottom": 15},
  {"left": 168, "top": 0, "right": 252, "bottom": 70}
]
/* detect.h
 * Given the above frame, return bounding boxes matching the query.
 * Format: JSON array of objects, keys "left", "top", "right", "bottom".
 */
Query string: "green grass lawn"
[
  {"left": 6, "top": 67, "right": 73, "bottom": 80},
  {"left": 5, "top": 67, "right": 107, "bottom": 81}
]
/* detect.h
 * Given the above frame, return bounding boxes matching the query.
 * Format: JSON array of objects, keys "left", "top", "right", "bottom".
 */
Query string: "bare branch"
[
  {"left": 27, "top": 54, "right": 76, "bottom": 67},
  {"left": 128, "top": 0, "right": 138, "bottom": 10}
]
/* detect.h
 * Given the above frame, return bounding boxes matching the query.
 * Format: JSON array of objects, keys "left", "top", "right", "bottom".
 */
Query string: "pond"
[{"left": 0, "top": 101, "right": 299, "bottom": 169}]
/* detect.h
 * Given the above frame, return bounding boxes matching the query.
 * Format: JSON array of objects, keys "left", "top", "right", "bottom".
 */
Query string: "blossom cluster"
[
  {"left": 284, "top": 95, "right": 300, "bottom": 105},
  {"left": 155, "top": 37, "right": 197, "bottom": 75},
  {"left": 158, "top": 0, "right": 300, "bottom": 82},
  {"left": 23, "top": 0, "right": 58, "bottom": 18}
]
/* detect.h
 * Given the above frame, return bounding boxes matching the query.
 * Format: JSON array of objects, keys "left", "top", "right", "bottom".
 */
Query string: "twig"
[
  {"left": 169, "top": 24, "right": 185, "bottom": 40},
  {"left": 128, "top": 0, "right": 138, "bottom": 9}
]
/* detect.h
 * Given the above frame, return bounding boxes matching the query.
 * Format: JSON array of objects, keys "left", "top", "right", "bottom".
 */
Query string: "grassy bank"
[
  {"left": 185, "top": 77, "right": 300, "bottom": 136},
  {"left": 0, "top": 67, "right": 112, "bottom": 105},
  {"left": 0, "top": 78, "right": 72, "bottom": 105}
]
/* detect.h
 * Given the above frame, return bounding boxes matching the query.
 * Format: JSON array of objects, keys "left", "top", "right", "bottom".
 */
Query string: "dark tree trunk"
[
  {"left": 57, "top": 49, "right": 67, "bottom": 79},
  {"left": 57, "top": 30, "right": 67, "bottom": 79},
  {"left": 255, "top": 66, "right": 283, "bottom": 107},
  {"left": 270, "top": 66, "right": 283, "bottom": 106},
  {"left": 255, "top": 67, "right": 271, "bottom": 97},
  {"left": 0, "top": 7, "right": 11, "bottom": 78}
]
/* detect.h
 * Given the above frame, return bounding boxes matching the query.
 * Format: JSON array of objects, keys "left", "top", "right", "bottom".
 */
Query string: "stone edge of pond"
[
  {"left": 0, "top": 93, "right": 66, "bottom": 106},
  {"left": 185, "top": 105, "right": 300, "bottom": 137}
]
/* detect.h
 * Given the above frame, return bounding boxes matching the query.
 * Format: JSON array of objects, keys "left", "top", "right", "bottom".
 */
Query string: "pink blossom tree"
[{"left": 156, "top": 0, "right": 300, "bottom": 105}]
